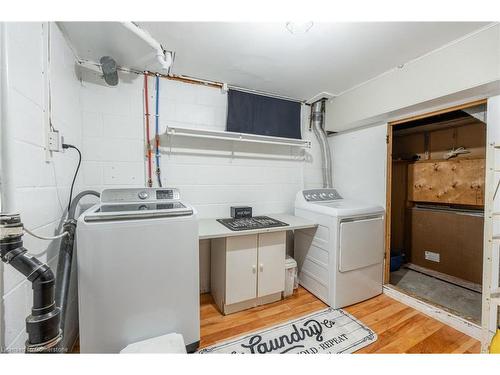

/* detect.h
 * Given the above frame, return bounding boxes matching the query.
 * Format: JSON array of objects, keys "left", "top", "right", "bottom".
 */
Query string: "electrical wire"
[
  {"left": 144, "top": 73, "right": 153, "bottom": 187},
  {"left": 62, "top": 144, "right": 81, "bottom": 214},
  {"left": 155, "top": 74, "right": 162, "bottom": 187},
  {"left": 24, "top": 144, "right": 80, "bottom": 242},
  {"left": 24, "top": 227, "right": 68, "bottom": 240}
]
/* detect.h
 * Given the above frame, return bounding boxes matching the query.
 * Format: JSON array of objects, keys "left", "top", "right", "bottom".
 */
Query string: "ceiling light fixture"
[{"left": 285, "top": 21, "right": 314, "bottom": 35}]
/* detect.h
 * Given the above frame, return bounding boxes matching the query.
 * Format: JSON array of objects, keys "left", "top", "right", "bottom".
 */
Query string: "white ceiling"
[
  {"left": 60, "top": 22, "right": 490, "bottom": 101},
  {"left": 139, "top": 22, "right": 490, "bottom": 100},
  {"left": 58, "top": 22, "right": 170, "bottom": 73}
]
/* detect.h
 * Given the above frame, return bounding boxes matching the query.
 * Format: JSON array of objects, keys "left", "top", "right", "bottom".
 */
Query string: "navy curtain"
[{"left": 226, "top": 90, "right": 301, "bottom": 139}]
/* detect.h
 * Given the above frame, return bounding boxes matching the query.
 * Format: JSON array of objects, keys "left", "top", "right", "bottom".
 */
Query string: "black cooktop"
[{"left": 217, "top": 216, "right": 289, "bottom": 231}]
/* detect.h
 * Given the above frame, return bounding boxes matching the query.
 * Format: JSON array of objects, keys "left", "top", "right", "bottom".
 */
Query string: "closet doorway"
[{"left": 385, "top": 99, "right": 487, "bottom": 324}]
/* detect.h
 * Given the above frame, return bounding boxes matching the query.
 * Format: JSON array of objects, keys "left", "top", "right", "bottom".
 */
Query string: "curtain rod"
[
  {"left": 78, "top": 59, "right": 305, "bottom": 103},
  {"left": 227, "top": 85, "right": 304, "bottom": 103}
]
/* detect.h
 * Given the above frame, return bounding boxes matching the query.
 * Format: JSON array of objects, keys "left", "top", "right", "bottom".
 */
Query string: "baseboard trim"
[{"left": 383, "top": 285, "right": 481, "bottom": 340}]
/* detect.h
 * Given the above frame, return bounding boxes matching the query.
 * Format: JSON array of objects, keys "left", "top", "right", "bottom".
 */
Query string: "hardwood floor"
[{"left": 200, "top": 286, "right": 480, "bottom": 353}]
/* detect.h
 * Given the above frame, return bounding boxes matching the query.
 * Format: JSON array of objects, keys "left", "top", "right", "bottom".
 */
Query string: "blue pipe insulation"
[{"left": 155, "top": 74, "right": 162, "bottom": 187}]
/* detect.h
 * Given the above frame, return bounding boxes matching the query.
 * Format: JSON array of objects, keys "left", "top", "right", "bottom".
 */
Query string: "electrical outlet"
[
  {"left": 424, "top": 251, "right": 440, "bottom": 263},
  {"left": 47, "top": 130, "right": 61, "bottom": 152}
]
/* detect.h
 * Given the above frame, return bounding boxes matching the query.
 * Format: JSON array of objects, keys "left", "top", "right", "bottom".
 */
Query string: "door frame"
[{"left": 384, "top": 98, "right": 488, "bottom": 284}]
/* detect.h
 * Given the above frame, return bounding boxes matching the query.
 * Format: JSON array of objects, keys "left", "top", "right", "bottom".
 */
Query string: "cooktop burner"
[{"left": 217, "top": 216, "right": 289, "bottom": 231}]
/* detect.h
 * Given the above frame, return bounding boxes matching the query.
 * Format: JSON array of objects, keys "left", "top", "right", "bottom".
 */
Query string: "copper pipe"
[{"left": 145, "top": 71, "right": 223, "bottom": 89}]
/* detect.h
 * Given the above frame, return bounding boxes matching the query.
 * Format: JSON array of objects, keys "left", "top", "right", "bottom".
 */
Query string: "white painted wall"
[
  {"left": 0, "top": 23, "right": 324, "bottom": 346},
  {"left": 79, "top": 70, "right": 321, "bottom": 215},
  {"left": 328, "top": 124, "right": 387, "bottom": 207},
  {"left": 0, "top": 23, "right": 83, "bottom": 352},
  {"left": 326, "top": 23, "right": 500, "bottom": 132},
  {"left": 78, "top": 69, "right": 322, "bottom": 293}
]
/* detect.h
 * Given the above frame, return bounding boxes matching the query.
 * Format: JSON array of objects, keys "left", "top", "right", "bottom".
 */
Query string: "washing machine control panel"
[
  {"left": 101, "top": 188, "right": 181, "bottom": 203},
  {"left": 303, "top": 188, "right": 342, "bottom": 202}
]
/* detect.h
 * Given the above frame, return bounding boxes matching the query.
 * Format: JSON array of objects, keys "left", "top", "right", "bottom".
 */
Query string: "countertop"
[{"left": 198, "top": 213, "right": 317, "bottom": 240}]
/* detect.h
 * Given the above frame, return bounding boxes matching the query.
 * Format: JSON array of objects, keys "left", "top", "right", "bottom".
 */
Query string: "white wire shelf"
[{"left": 160, "top": 126, "right": 311, "bottom": 148}]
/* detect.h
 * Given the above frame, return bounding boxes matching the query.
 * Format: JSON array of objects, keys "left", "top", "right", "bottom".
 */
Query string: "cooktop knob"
[{"left": 138, "top": 191, "right": 148, "bottom": 200}]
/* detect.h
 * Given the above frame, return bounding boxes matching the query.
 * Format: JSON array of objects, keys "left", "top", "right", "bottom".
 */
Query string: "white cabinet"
[
  {"left": 225, "top": 235, "right": 258, "bottom": 305},
  {"left": 257, "top": 232, "right": 286, "bottom": 297},
  {"left": 210, "top": 232, "right": 286, "bottom": 315}
]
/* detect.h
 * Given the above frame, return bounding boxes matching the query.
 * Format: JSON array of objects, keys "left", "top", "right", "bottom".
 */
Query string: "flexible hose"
[
  {"left": 23, "top": 227, "right": 68, "bottom": 240},
  {"left": 55, "top": 190, "right": 100, "bottom": 351},
  {"left": 68, "top": 190, "right": 100, "bottom": 220},
  {"left": 311, "top": 100, "right": 333, "bottom": 188}
]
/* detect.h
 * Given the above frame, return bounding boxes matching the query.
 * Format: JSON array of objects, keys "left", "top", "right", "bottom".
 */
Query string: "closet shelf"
[{"left": 160, "top": 126, "right": 311, "bottom": 148}]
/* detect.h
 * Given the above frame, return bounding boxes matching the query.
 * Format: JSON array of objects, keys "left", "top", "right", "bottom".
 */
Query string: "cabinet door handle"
[
  {"left": 252, "top": 265, "right": 256, "bottom": 274},
  {"left": 259, "top": 263, "right": 263, "bottom": 272}
]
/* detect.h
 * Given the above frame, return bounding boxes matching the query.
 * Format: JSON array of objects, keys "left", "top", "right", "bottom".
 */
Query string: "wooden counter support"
[{"left": 408, "top": 159, "right": 485, "bottom": 206}]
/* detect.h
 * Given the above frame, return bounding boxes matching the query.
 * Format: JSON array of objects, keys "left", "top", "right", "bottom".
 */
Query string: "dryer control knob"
[{"left": 138, "top": 191, "right": 148, "bottom": 200}]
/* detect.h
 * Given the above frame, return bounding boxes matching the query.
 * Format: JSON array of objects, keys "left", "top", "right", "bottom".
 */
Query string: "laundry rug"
[{"left": 198, "top": 308, "right": 377, "bottom": 354}]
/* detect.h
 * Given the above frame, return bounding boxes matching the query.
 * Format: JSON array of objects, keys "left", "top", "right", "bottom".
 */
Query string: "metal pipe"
[{"left": 311, "top": 100, "right": 333, "bottom": 188}]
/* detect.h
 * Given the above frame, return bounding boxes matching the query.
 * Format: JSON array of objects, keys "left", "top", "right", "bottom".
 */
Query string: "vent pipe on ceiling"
[
  {"left": 121, "top": 22, "right": 172, "bottom": 72},
  {"left": 311, "top": 100, "right": 333, "bottom": 188}
]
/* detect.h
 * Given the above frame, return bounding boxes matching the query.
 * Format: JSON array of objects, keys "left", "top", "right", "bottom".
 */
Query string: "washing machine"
[
  {"left": 76, "top": 187, "right": 199, "bottom": 353},
  {"left": 294, "top": 188, "right": 385, "bottom": 308}
]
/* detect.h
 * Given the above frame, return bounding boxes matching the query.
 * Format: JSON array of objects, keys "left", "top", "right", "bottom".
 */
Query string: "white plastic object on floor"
[
  {"left": 120, "top": 333, "right": 187, "bottom": 354},
  {"left": 284, "top": 256, "right": 298, "bottom": 297}
]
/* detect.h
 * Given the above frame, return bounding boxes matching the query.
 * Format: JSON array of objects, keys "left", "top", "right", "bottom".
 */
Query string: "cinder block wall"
[{"left": 1, "top": 22, "right": 82, "bottom": 352}]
